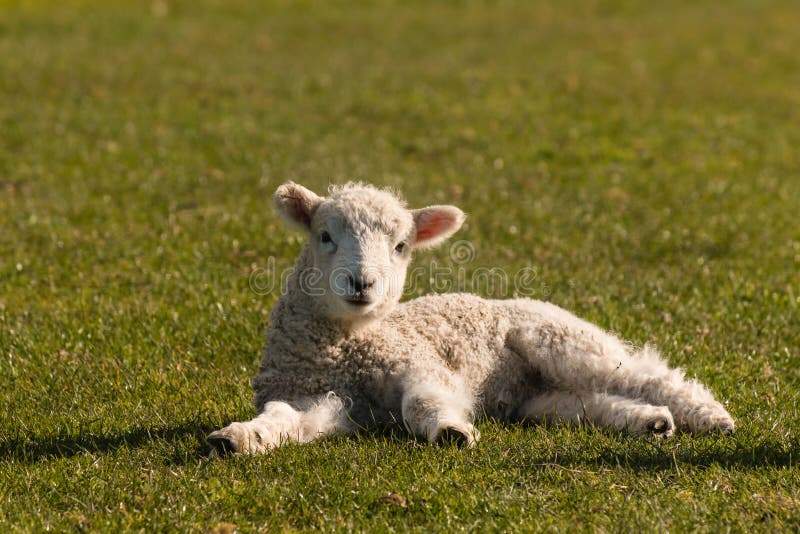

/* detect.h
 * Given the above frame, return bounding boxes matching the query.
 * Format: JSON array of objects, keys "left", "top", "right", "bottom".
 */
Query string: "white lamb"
[{"left": 207, "top": 182, "right": 734, "bottom": 455}]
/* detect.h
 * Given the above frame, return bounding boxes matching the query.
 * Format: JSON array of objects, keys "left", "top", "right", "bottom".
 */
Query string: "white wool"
[{"left": 207, "top": 183, "right": 733, "bottom": 455}]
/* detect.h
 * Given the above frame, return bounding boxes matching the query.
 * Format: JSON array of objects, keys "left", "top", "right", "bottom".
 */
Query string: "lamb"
[{"left": 207, "top": 181, "right": 734, "bottom": 455}]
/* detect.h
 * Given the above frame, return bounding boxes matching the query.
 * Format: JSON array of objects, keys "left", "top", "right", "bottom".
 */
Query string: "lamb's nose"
[{"left": 348, "top": 275, "right": 375, "bottom": 292}]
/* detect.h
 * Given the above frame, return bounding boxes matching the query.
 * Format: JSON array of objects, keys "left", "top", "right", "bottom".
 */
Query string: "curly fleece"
[{"left": 207, "top": 183, "right": 734, "bottom": 455}]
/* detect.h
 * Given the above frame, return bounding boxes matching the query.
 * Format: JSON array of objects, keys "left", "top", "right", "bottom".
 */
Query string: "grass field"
[{"left": 1, "top": 0, "right": 799, "bottom": 531}]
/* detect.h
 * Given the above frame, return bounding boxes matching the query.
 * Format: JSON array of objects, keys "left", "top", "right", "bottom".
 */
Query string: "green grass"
[{"left": 1, "top": 0, "right": 799, "bottom": 531}]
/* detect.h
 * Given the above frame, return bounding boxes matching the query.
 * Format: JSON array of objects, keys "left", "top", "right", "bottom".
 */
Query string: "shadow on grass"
[
  {"left": 511, "top": 419, "right": 800, "bottom": 471},
  {"left": 0, "top": 416, "right": 409, "bottom": 466},
  {"left": 581, "top": 439, "right": 799, "bottom": 471},
  {"left": 2, "top": 421, "right": 795, "bottom": 471},
  {"left": 0, "top": 422, "right": 214, "bottom": 465}
]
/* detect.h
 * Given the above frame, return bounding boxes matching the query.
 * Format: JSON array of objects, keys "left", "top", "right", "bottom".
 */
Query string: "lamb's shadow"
[
  {"left": 0, "top": 422, "right": 212, "bottom": 465},
  {"left": 511, "top": 422, "right": 799, "bottom": 472},
  {"left": 579, "top": 440, "right": 799, "bottom": 471},
  {"left": 4, "top": 419, "right": 794, "bottom": 472},
  {"left": 345, "top": 422, "right": 798, "bottom": 473}
]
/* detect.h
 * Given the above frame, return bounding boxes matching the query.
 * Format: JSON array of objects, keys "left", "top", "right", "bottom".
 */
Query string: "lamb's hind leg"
[
  {"left": 207, "top": 392, "right": 352, "bottom": 456},
  {"left": 520, "top": 391, "right": 674, "bottom": 438},
  {"left": 507, "top": 325, "right": 734, "bottom": 434}
]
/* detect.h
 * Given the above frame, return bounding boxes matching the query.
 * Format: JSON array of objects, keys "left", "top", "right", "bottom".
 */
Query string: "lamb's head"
[{"left": 274, "top": 181, "right": 464, "bottom": 325}]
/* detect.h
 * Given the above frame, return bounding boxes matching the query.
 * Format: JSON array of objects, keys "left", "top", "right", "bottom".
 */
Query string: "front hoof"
[
  {"left": 207, "top": 428, "right": 242, "bottom": 456},
  {"left": 433, "top": 423, "right": 479, "bottom": 449}
]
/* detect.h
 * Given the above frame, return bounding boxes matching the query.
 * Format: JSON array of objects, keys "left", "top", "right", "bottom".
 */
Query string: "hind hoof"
[{"left": 207, "top": 430, "right": 240, "bottom": 456}]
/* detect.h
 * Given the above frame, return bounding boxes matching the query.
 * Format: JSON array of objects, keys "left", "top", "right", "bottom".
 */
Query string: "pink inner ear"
[{"left": 416, "top": 213, "right": 454, "bottom": 241}]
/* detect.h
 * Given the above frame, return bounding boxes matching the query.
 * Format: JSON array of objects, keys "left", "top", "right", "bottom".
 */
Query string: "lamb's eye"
[
  {"left": 320, "top": 231, "right": 332, "bottom": 244},
  {"left": 394, "top": 242, "right": 406, "bottom": 254}
]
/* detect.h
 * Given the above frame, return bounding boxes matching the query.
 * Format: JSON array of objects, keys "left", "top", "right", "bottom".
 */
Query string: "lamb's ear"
[
  {"left": 274, "top": 182, "right": 324, "bottom": 231},
  {"left": 411, "top": 205, "right": 465, "bottom": 249}
]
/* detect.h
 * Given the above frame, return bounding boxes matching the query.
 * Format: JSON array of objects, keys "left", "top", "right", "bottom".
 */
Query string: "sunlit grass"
[{"left": 1, "top": 0, "right": 799, "bottom": 530}]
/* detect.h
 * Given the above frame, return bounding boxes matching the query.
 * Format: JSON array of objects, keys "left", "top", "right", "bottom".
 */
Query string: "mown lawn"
[{"left": 1, "top": 0, "right": 799, "bottom": 531}]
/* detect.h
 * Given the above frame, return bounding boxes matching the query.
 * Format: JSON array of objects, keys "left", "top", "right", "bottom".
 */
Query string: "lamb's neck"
[
  {"left": 279, "top": 245, "right": 322, "bottom": 313},
  {"left": 276, "top": 246, "right": 346, "bottom": 337}
]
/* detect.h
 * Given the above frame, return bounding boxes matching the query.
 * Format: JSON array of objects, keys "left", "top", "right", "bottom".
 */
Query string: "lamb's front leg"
[
  {"left": 207, "top": 393, "right": 352, "bottom": 456},
  {"left": 399, "top": 372, "right": 480, "bottom": 448}
]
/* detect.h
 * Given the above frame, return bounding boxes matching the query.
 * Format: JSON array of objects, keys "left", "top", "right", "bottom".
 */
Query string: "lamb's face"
[
  {"left": 308, "top": 189, "right": 414, "bottom": 323},
  {"left": 274, "top": 182, "right": 465, "bottom": 326}
]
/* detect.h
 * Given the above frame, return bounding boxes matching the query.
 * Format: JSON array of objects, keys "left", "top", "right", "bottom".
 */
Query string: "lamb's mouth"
[{"left": 344, "top": 297, "right": 373, "bottom": 307}]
